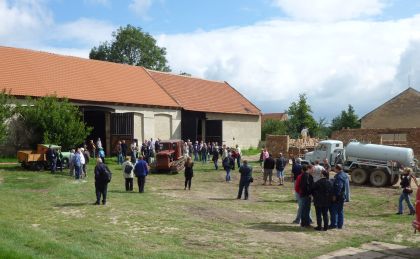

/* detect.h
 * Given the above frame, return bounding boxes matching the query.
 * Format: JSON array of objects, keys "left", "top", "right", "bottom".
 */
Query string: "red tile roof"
[
  {"left": 262, "top": 113, "right": 288, "bottom": 123},
  {"left": 0, "top": 46, "right": 179, "bottom": 108},
  {"left": 147, "top": 70, "right": 261, "bottom": 115}
]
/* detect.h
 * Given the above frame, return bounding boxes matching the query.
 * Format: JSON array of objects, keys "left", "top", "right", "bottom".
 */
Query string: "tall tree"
[
  {"left": 90, "top": 24, "right": 171, "bottom": 71},
  {"left": 330, "top": 105, "right": 361, "bottom": 131},
  {"left": 261, "top": 119, "right": 287, "bottom": 140},
  {"left": 285, "top": 94, "right": 318, "bottom": 138},
  {"left": 18, "top": 96, "right": 92, "bottom": 150},
  {"left": 0, "top": 89, "right": 15, "bottom": 143}
]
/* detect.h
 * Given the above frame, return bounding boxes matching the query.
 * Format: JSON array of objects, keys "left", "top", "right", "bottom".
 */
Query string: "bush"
[
  {"left": 261, "top": 119, "right": 287, "bottom": 140},
  {"left": 17, "top": 95, "right": 92, "bottom": 150}
]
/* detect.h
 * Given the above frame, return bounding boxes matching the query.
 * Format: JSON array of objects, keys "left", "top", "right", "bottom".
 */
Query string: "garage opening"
[
  {"left": 205, "top": 120, "right": 222, "bottom": 145},
  {"left": 181, "top": 110, "right": 205, "bottom": 141},
  {"left": 84, "top": 110, "right": 106, "bottom": 149}
]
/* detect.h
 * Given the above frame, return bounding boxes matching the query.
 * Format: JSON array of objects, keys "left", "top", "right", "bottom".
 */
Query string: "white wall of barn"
[{"left": 205, "top": 113, "right": 261, "bottom": 148}]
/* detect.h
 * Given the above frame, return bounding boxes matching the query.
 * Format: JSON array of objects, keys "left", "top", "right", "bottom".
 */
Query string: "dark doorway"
[
  {"left": 84, "top": 111, "right": 106, "bottom": 150},
  {"left": 181, "top": 110, "right": 205, "bottom": 141},
  {"left": 206, "top": 120, "right": 222, "bottom": 145}
]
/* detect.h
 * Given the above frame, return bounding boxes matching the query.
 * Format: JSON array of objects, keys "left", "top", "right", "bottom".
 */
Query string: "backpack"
[
  {"left": 105, "top": 166, "right": 112, "bottom": 183},
  {"left": 124, "top": 164, "right": 133, "bottom": 174}
]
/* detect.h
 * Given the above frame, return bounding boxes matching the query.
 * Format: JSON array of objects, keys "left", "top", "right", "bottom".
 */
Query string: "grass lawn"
[{"left": 0, "top": 158, "right": 419, "bottom": 258}]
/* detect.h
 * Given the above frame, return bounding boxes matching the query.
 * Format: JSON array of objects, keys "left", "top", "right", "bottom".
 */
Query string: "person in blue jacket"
[
  {"left": 329, "top": 164, "right": 349, "bottom": 229},
  {"left": 134, "top": 156, "right": 149, "bottom": 193}
]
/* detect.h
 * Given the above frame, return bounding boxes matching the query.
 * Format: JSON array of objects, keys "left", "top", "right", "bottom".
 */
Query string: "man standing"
[
  {"left": 275, "top": 153, "right": 287, "bottom": 185},
  {"left": 329, "top": 164, "right": 349, "bottom": 229},
  {"left": 116, "top": 141, "right": 123, "bottom": 165},
  {"left": 46, "top": 145, "right": 58, "bottom": 174},
  {"left": 235, "top": 144, "right": 242, "bottom": 168},
  {"left": 237, "top": 160, "right": 253, "bottom": 200},
  {"left": 134, "top": 156, "right": 149, "bottom": 193},
  {"left": 80, "top": 148, "right": 86, "bottom": 179},
  {"left": 222, "top": 153, "right": 234, "bottom": 182},
  {"left": 212, "top": 145, "right": 219, "bottom": 170},
  {"left": 313, "top": 160, "right": 325, "bottom": 183},
  {"left": 121, "top": 140, "right": 128, "bottom": 161},
  {"left": 73, "top": 148, "right": 82, "bottom": 180},
  {"left": 94, "top": 158, "right": 111, "bottom": 205},
  {"left": 300, "top": 164, "right": 314, "bottom": 227},
  {"left": 263, "top": 154, "right": 275, "bottom": 185}
]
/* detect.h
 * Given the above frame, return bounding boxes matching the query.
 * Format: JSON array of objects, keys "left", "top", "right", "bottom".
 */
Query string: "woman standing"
[
  {"left": 184, "top": 157, "right": 194, "bottom": 190},
  {"left": 397, "top": 167, "right": 418, "bottom": 215},
  {"left": 122, "top": 157, "right": 134, "bottom": 191}
]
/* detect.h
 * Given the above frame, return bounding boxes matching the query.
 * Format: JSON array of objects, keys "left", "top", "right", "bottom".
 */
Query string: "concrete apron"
[{"left": 317, "top": 241, "right": 420, "bottom": 259}]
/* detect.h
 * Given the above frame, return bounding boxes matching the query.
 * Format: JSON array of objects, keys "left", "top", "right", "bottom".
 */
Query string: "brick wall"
[
  {"left": 265, "top": 135, "right": 289, "bottom": 157},
  {"left": 331, "top": 128, "right": 420, "bottom": 157}
]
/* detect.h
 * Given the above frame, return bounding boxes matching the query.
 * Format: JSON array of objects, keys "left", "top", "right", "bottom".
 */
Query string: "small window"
[
  {"left": 336, "top": 144, "right": 340, "bottom": 147},
  {"left": 381, "top": 133, "right": 407, "bottom": 142}
]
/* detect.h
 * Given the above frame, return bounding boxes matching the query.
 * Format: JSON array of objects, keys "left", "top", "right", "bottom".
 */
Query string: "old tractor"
[
  {"left": 151, "top": 140, "right": 185, "bottom": 173},
  {"left": 17, "top": 144, "right": 70, "bottom": 171}
]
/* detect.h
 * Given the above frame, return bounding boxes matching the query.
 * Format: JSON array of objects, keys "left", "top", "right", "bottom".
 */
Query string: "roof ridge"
[
  {"left": 0, "top": 45, "right": 148, "bottom": 70},
  {"left": 361, "top": 87, "right": 420, "bottom": 119},
  {"left": 146, "top": 69, "right": 226, "bottom": 84},
  {"left": 143, "top": 68, "right": 182, "bottom": 107},
  {"left": 223, "top": 81, "right": 261, "bottom": 114}
]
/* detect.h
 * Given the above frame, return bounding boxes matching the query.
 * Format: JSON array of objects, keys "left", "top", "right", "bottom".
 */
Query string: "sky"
[{"left": 2, "top": 0, "right": 420, "bottom": 122}]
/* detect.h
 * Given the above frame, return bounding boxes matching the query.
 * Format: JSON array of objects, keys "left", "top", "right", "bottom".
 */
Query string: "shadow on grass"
[
  {"left": 54, "top": 202, "right": 92, "bottom": 207},
  {"left": 108, "top": 190, "right": 139, "bottom": 194},
  {"left": 257, "top": 199, "right": 296, "bottom": 203},
  {"left": 248, "top": 222, "right": 309, "bottom": 233},
  {"left": 208, "top": 197, "right": 238, "bottom": 201}
]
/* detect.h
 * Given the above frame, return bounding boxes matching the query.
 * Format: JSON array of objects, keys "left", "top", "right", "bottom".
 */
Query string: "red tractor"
[{"left": 151, "top": 140, "right": 185, "bottom": 173}]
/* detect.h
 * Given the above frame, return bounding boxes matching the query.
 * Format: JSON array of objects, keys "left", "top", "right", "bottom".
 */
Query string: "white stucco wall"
[
  {"left": 75, "top": 103, "right": 181, "bottom": 142},
  {"left": 206, "top": 113, "right": 261, "bottom": 148}
]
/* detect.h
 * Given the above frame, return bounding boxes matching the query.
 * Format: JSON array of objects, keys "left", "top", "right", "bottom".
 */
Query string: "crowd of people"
[{"left": 45, "top": 138, "right": 418, "bottom": 227}]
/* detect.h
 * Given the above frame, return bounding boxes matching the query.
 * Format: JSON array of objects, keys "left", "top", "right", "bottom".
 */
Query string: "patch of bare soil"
[{"left": 57, "top": 208, "right": 86, "bottom": 218}]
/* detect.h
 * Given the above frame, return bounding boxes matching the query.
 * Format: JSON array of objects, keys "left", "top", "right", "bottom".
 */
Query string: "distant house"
[
  {"left": 261, "top": 113, "right": 288, "bottom": 124},
  {"left": 361, "top": 87, "right": 420, "bottom": 129},
  {"left": 0, "top": 46, "right": 261, "bottom": 154}
]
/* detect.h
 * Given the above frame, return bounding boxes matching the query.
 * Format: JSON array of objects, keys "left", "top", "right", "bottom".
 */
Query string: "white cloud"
[
  {"left": 129, "top": 0, "right": 152, "bottom": 18},
  {"left": 272, "top": 0, "right": 387, "bottom": 22},
  {"left": 157, "top": 15, "right": 420, "bottom": 119},
  {"left": 0, "top": 0, "right": 115, "bottom": 57}
]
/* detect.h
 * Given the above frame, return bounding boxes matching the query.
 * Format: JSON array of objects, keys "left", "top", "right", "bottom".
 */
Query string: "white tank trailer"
[
  {"left": 304, "top": 140, "right": 418, "bottom": 187},
  {"left": 345, "top": 142, "right": 415, "bottom": 167}
]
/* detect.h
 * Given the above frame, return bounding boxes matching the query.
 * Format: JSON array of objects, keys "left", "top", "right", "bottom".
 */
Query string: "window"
[
  {"left": 380, "top": 133, "right": 407, "bottom": 146},
  {"left": 111, "top": 113, "right": 133, "bottom": 135}
]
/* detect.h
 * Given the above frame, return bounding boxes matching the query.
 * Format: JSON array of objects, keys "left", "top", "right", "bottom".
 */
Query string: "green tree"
[
  {"left": 18, "top": 96, "right": 92, "bottom": 150},
  {"left": 330, "top": 105, "right": 361, "bottom": 132},
  {"left": 90, "top": 24, "right": 170, "bottom": 71},
  {"left": 261, "top": 119, "right": 287, "bottom": 140},
  {"left": 314, "top": 117, "right": 332, "bottom": 139},
  {"left": 285, "top": 94, "right": 318, "bottom": 138},
  {"left": 0, "top": 89, "right": 15, "bottom": 143}
]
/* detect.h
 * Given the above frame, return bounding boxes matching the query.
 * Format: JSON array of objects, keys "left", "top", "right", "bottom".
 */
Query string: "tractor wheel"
[
  {"left": 31, "top": 162, "right": 43, "bottom": 171},
  {"left": 369, "top": 170, "right": 389, "bottom": 187},
  {"left": 351, "top": 168, "right": 368, "bottom": 185}
]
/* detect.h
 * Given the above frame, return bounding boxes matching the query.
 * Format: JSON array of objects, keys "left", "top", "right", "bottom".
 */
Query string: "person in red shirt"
[{"left": 292, "top": 164, "right": 304, "bottom": 224}]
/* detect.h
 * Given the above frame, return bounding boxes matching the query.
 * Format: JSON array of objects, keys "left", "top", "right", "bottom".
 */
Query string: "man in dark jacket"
[
  {"left": 275, "top": 153, "right": 287, "bottom": 186},
  {"left": 263, "top": 154, "right": 275, "bottom": 185},
  {"left": 300, "top": 164, "right": 314, "bottom": 227},
  {"left": 329, "top": 164, "right": 348, "bottom": 229},
  {"left": 222, "top": 154, "right": 234, "bottom": 182},
  {"left": 212, "top": 147, "right": 219, "bottom": 170},
  {"left": 312, "top": 171, "right": 332, "bottom": 231},
  {"left": 94, "top": 158, "right": 111, "bottom": 205},
  {"left": 237, "top": 160, "right": 253, "bottom": 200},
  {"left": 46, "top": 145, "right": 58, "bottom": 174},
  {"left": 121, "top": 140, "right": 128, "bottom": 160},
  {"left": 134, "top": 156, "right": 149, "bottom": 193},
  {"left": 292, "top": 158, "right": 302, "bottom": 182}
]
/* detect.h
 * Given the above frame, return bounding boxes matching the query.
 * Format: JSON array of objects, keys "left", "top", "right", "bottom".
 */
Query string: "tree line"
[{"left": 261, "top": 94, "right": 361, "bottom": 140}]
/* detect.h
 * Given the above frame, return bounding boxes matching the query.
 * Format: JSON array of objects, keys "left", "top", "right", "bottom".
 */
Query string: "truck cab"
[{"left": 304, "top": 140, "right": 344, "bottom": 165}]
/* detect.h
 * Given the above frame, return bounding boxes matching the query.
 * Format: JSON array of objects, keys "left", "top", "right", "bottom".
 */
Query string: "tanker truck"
[{"left": 304, "top": 140, "right": 418, "bottom": 187}]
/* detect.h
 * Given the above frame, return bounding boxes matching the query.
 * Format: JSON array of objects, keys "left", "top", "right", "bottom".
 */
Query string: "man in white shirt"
[{"left": 312, "top": 160, "right": 325, "bottom": 183}]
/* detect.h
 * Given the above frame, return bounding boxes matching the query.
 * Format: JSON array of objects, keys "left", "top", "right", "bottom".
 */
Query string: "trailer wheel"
[
  {"left": 31, "top": 162, "right": 43, "bottom": 171},
  {"left": 351, "top": 168, "right": 368, "bottom": 184},
  {"left": 369, "top": 170, "right": 389, "bottom": 187}
]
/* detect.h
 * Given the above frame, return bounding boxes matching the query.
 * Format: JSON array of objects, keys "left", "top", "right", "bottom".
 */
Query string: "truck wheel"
[
  {"left": 31, "top": 163, "right": 43, "bottom": 171},
  {"left": 351, "top": 168, "right": 368, "bottom": 184},
  {"left": 369, "top": 170, "right": 389, "bottom": 187},
  {"left": 61, "top": 158, "right": 69, "bottom": 169}
]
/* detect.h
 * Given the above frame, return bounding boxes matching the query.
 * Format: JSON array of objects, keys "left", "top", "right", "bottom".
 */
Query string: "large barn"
[{"left": 0, "top": 46, "right": 261, "bottom": 155}]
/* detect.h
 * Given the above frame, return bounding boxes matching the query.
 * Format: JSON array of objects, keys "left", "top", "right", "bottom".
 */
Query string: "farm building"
[
  {"left": 0, "top": 46, "right": 261, "bottom": 155},
  {"left": 361, "top": 87, "right": 420, "bottom": 129}
]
